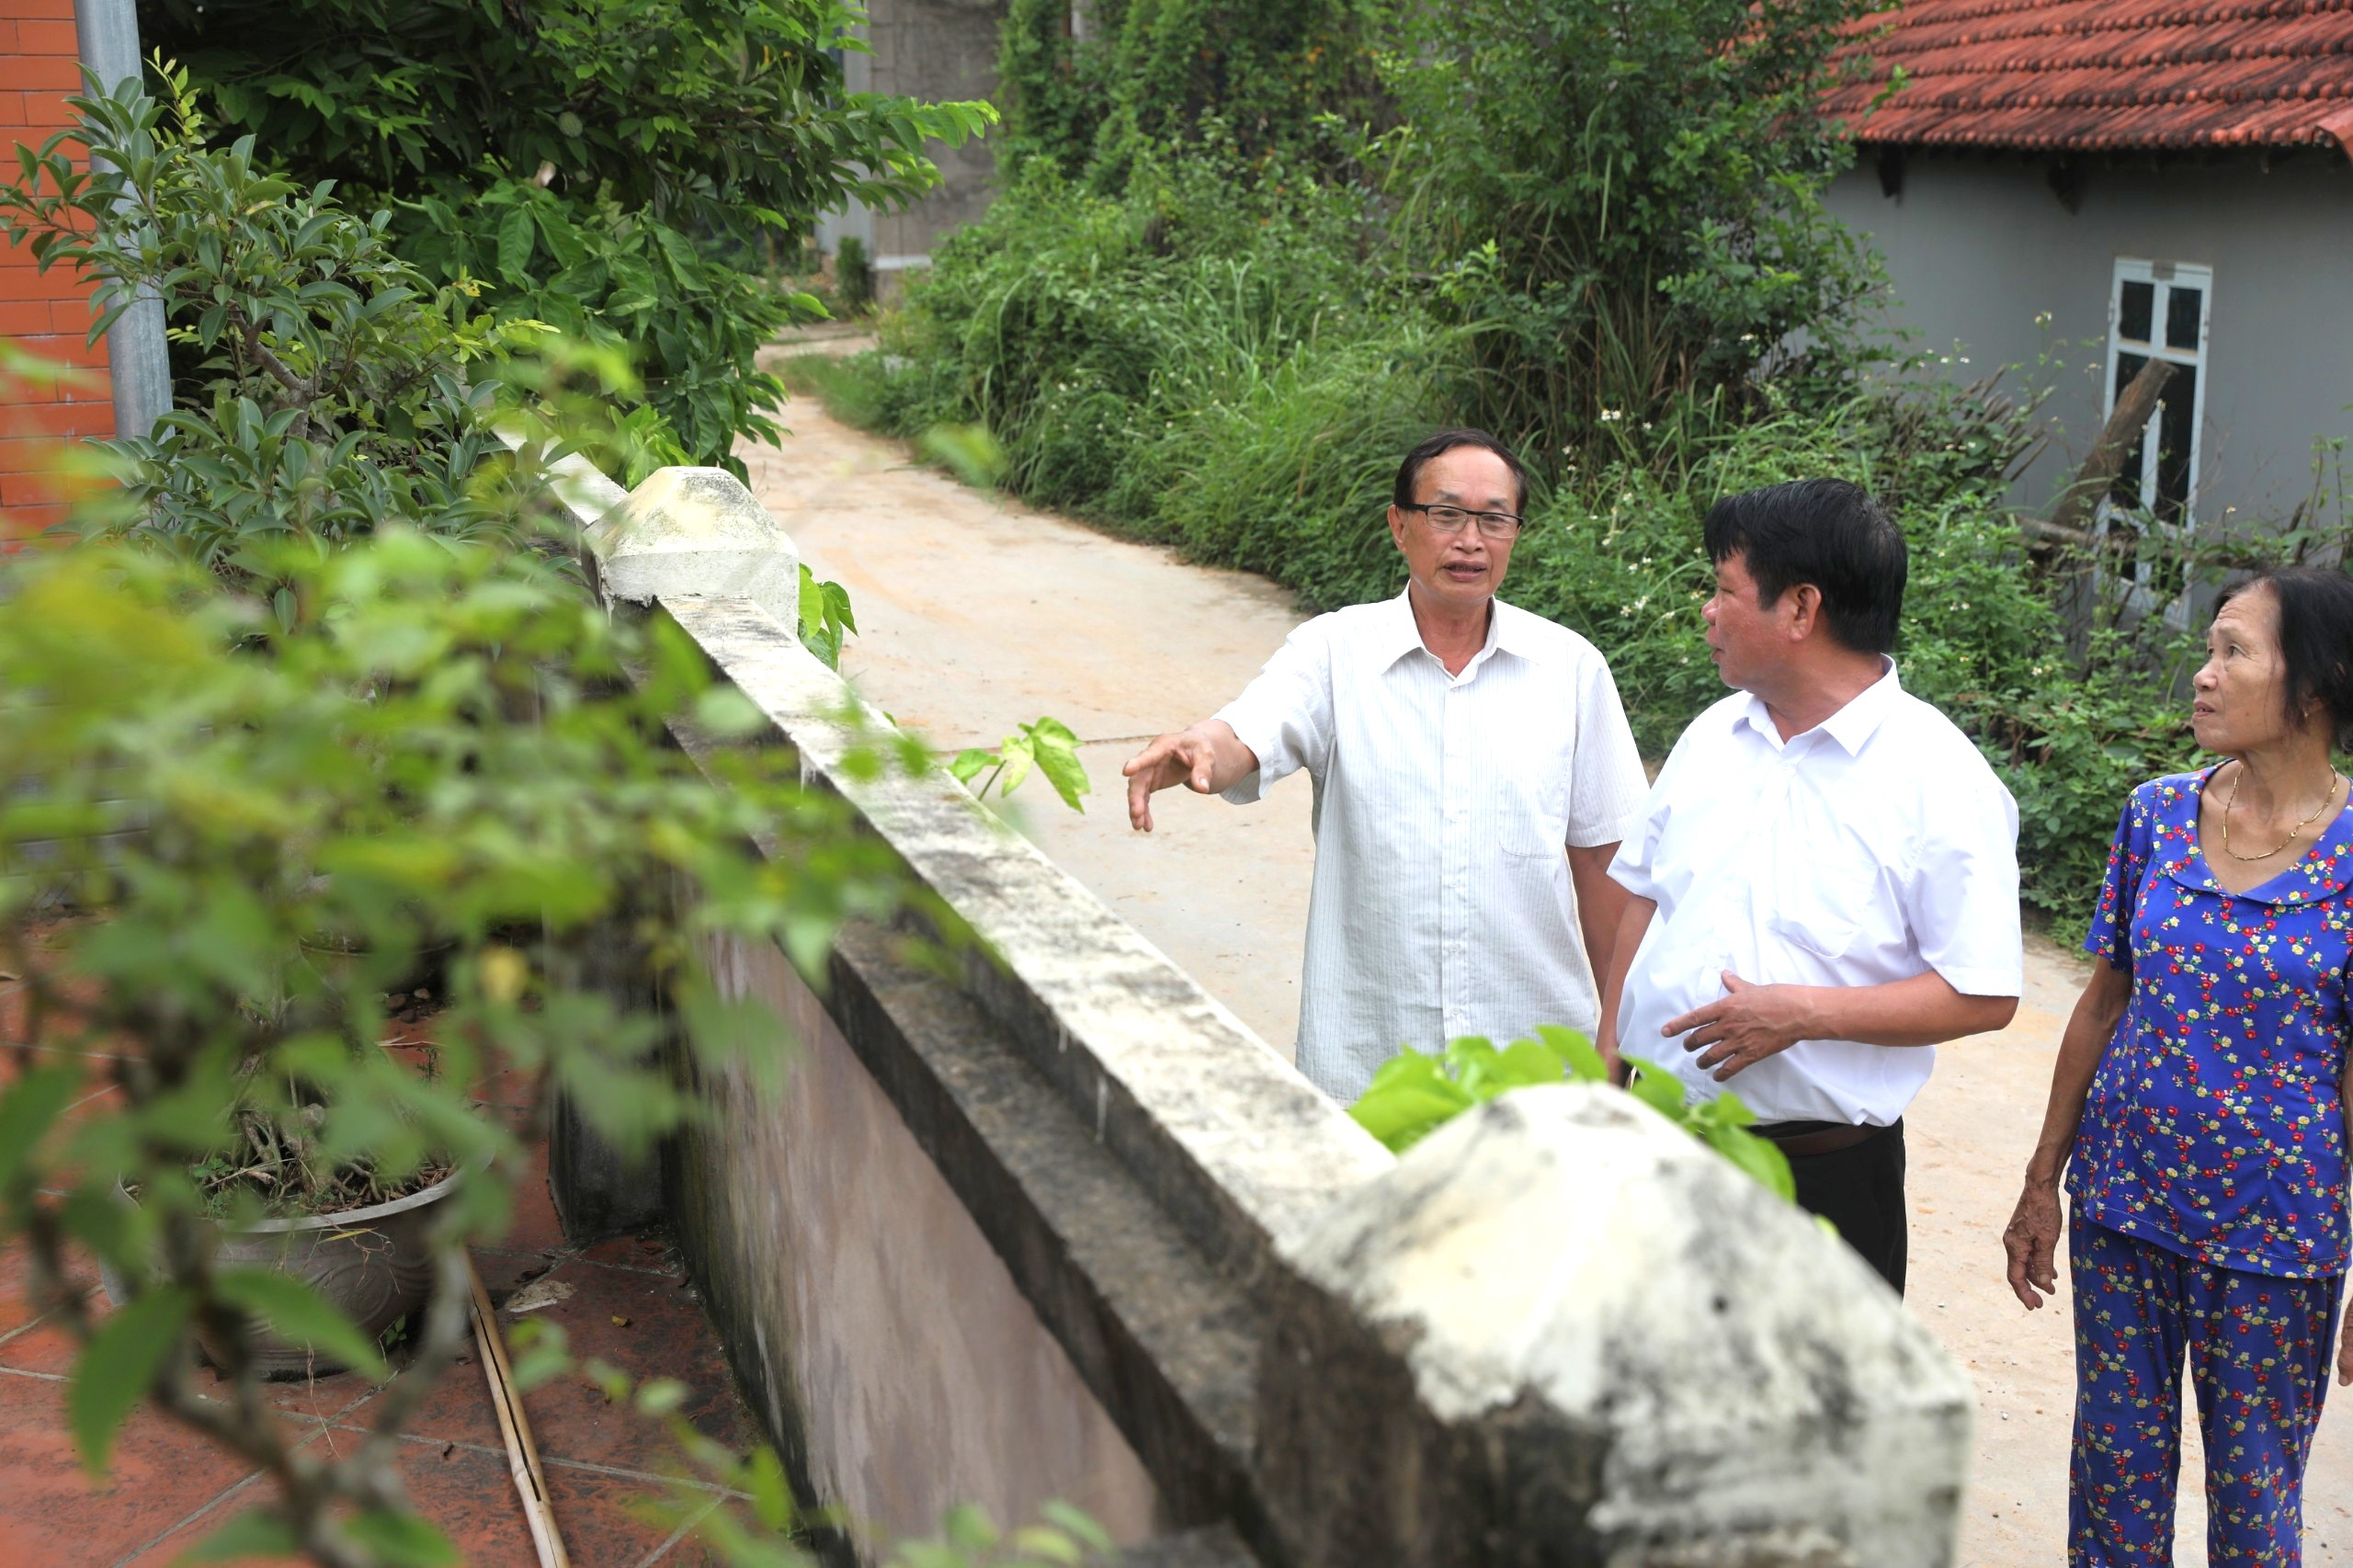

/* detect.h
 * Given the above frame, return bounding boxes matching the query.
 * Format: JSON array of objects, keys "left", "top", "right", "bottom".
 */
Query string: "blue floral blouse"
[{"left": 2070, "top": 768, "right": 2353, "bottom": 1279}]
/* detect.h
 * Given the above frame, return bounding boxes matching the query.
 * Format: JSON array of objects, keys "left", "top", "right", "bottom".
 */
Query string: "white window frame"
[{"left": 2097, "top": 257, "right": 2212, "bottom": 621}]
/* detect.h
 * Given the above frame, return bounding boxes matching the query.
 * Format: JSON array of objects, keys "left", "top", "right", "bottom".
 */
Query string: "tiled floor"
[{"left": 0, "top": 987, "right": 759, "bottom": 1568}]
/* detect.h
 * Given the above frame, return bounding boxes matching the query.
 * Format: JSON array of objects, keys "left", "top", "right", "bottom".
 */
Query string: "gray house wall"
[
  {"left": 1824, "top": 153, "right": 2353, "bottom": 536},
  {"left": 818, "top": 0, "right": 1007, "bottom": 293}
]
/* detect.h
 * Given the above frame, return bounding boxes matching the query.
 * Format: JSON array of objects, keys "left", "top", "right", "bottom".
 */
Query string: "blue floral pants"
[{"left": 2069, "top": 1211, "right": 2341, "bottom": 1565}]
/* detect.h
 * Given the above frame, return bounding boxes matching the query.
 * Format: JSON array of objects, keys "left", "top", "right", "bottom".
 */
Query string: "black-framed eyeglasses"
[{"left": 1404, "top": 503, "right": 1524, "bottom": 540}]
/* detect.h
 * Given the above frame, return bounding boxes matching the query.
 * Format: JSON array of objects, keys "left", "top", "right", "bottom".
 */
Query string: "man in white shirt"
[
  {"left": 1122, "top": 429, "right": 1650, "bottom": 1102},
  {"left": 1597, "top": 477, "right": 2022, "bottom": 1294}
]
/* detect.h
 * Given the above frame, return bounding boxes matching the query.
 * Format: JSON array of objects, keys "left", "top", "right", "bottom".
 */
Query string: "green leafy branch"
[
  {"left": 797, "top": 562, "right": 859, "bottom": 671},
  {"left": 787, "top": 569, "right": 1089, "bottom": 815},
  {"left": 1348, "top": 1027, "right": 1794, "bottom": 1203},
  {"left": 1618, "top": 1051, "right": 1797, "bottom": 1204},
  {"left": 949, "top": 719, "right": 1092, "bottom": 812}
]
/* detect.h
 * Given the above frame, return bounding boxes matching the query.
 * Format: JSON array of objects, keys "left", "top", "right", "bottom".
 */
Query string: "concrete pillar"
[
  {"left": 1256, "top": 1085, "right": 1972, "bottom": 1567},
  {"left": 72, "top": 0, "right": 172, "bottom": 443},
  {"left": 584, "top": 466, "right": 802, "bottom": 630}
]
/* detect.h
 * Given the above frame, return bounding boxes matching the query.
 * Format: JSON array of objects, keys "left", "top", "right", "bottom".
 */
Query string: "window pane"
[
  {"left": 2119, "top": 278, "right": 2155, "bottom": 342},
  {"left": 2166, "top": 285, "right": 2203, "bottom": 351},
  {"left": 2110, "top": 352, "right": 2151, "bottom": 510},
  {"left": 2154, "top": 363, "right": 2198, "bottom": 523}
]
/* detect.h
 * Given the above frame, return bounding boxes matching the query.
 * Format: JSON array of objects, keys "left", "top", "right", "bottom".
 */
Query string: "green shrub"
[
  {"left": 398, "top": 175, "right": 809, "bottom": 469},
  {"left": 0, "top": 521, "right": 942, "bottom": 1564},
  {"left": 999, "top": 0, "right": 1382, "bottom": 179},
  {"left": 1143, "top": 321, "right": 1466, "bottom": 608},
  {"left": 0, "top": 70, "right": 524, "bottom": 581},
  {"left": 858, "top": 149, "right": 1404, "bottom": 528},
  {"left": 835, "top": 235, "right": 877, "bottom": 316},
  {"left": 139, "top": 0, "right": 995, "bottom": 470},
  {"left": 1379, "top": 0, "right": 1885, "bottom": 449}
]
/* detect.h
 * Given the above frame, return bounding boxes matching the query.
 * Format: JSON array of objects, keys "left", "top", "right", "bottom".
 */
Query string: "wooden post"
[{"left": 2049, "top": 355, "right": 2176, "bottom": 539}]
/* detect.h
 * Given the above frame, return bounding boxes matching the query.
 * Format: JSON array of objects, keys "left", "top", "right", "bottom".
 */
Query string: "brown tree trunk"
[{"left": 2048, "top": 355, "right": 2176, "bottom": 538}]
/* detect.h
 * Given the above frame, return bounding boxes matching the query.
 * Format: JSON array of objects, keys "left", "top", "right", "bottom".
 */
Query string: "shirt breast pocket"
[
  {"left": 1764, "top": 838, "right": 1885, "bottom": 959},
  {"left": 1502, "top": 813, "right": 1568, "bottom": 862},
  {"left": 1493, "top": 706, "right": 1574, "bottom": 863}
]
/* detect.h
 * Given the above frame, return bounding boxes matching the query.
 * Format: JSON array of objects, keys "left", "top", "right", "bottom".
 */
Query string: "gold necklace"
[{"left": 2219, "top": 763, "right": 2344, "bottom": 862}]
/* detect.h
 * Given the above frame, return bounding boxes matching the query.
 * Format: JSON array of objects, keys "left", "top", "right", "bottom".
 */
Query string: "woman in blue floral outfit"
[{"left": 2006, "top": 567, "right": 2353, "bottom": 1566}]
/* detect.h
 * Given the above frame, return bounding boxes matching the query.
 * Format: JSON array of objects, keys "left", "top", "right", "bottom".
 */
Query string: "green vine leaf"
[{"left": 1352, "top": 1039, "right": 1795, "bottom": 1203}]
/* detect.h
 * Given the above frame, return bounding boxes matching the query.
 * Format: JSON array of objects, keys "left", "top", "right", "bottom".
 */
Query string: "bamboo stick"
[{"left": 467, "top": 1256, "right": 571, "bottom": 1568}]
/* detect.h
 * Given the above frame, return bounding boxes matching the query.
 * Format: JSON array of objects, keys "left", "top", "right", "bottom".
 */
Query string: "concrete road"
[{"left": 742, "top": 358, "right": 2353, "bottom": 1567}]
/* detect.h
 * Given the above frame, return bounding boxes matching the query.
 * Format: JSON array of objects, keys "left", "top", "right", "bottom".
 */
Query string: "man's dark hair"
[
  {"left": 1700, "top": 478, "right": 1907, "bottom": 655},
  {"left": 2218, "top": 566, "right": 2353, "bottom": 748},
  {"left": 1392, "top": 428, "right": 1529, "bottom": 518}
]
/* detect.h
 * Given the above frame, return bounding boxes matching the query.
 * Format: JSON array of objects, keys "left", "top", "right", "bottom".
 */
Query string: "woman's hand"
[
  {"left": 2005, "top": 964, "right": 2127, "bottom": 1312},
  {"left": 2339, "top": 1285, "right": 2352, "bottom": 1387},
  {"left": 2004, "top": 1176, "right": 2064, "bottom": 1310}
]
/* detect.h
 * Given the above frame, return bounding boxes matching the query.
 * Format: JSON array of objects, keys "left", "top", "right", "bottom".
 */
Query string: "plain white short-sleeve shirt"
[
  {"left": 1608, "top": 663, "right": 2022, "bottom": 1126},
  {"left": 1216, "top": 588, "right": 1649, "bottom": 1102}
]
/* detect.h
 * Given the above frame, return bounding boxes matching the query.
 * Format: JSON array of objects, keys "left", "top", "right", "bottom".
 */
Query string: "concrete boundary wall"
[{"left": 526, "top": 441, "right": 1977, "bottom": 1567}]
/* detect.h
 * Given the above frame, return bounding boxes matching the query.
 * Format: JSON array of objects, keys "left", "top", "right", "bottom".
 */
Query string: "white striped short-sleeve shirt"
[{"left": 1216, "top": 589, "right": 1649, "bottom": 1101}]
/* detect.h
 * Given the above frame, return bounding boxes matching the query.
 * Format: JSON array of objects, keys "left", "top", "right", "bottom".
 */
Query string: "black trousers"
[{"left": 1780, "top": 1119, "right": 1908, "bottom": 1295}]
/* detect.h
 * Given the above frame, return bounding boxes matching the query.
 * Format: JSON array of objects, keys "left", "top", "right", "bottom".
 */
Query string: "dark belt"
[{"left": 1751, "top": 1119, "right": 1889, "bottom": 1158}]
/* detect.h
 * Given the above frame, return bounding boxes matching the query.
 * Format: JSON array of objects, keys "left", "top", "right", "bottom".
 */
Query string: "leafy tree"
[
  {"left": 136, "top": 0, "right": 995, "bottom": 469},
  {"left": 1380, "top": 0, "right": 1886, "bottom": 449},
  {"left": 1, "top": 67, "right": 538, "bottom": 579},
  {"left": 998, "top": 0, "right": 1380, "bottom": 180}
]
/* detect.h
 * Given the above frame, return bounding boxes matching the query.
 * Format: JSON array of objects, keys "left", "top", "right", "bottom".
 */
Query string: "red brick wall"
[{"left": 2, "top": 0, "right": 115, "bottom": 545}]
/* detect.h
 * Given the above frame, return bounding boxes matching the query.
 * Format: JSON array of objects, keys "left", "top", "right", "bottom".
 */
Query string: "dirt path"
[{"left": 742, "top": 352, "right": 2353, "bottom": 1566}]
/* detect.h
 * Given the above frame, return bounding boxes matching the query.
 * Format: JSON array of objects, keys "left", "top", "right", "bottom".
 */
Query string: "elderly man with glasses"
[{"left": 1122, "top": 427, "right": 1649, "bottom": 1101}]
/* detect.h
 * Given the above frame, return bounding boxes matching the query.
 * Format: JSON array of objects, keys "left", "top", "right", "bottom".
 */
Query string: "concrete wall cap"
[
  {"left": 1293, "top": 1084, "right": 1969, "bottom": 1430},
  {"left": 589, "top": 467, "right": 801, "bottom": 630}
]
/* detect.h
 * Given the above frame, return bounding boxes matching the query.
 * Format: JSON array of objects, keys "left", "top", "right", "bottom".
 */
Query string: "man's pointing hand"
[
  {"left": 1122, "top": 721, "right": 1260, "bottom": 832},
  {"left": 1123, "top": 731, "right": 1220, "bottom": 832}
]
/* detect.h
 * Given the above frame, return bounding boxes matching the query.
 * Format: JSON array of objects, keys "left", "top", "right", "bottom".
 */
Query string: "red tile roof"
[{"left": 1821, "top": 0, "right": 2353, "bottom": 161}]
